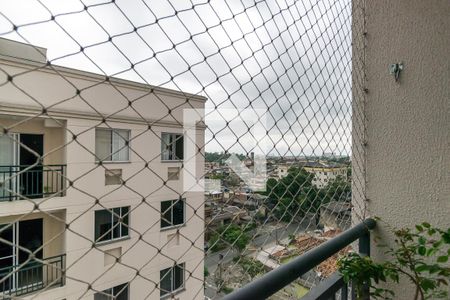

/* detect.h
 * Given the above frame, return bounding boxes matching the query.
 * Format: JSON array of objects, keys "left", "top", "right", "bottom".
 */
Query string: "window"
[
  {"left": 95, "top": 207, "right": 129, "bottom": 243},
  {"left": 167, "top": 167, "right": 180, "bottom": 181},
  {"left": 161, "top": 133, "right": 183, "bottom": 161},
  {"left": 160, "top": 263, "right": 184, "bottom": 297},
  {"left": 94, "top": 283, "right": 129, "bottom": 300},
  {"left": 105, "top": 169, "right": 122, "bottom": 185},
  {"left": 95, "top": 128, "right": 130, "bottom": 162},
  {"left": 161, "top": 199, "right": 185, "bottom": 228}
]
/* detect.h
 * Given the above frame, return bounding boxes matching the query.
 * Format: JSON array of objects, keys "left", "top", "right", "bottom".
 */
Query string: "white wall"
[{"left": 352, "top": 1, "right": 449, "bottom": 298}]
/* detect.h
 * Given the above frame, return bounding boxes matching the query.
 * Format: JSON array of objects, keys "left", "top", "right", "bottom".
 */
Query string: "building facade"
[
  {"left": 303, "top": 165, "right": 347, "bottom": 189},
  {"left": 0, "top": 38, "right": 206, "bottom": 300},
  {"left": 275, "top": 164, "right": 289, "bottom": 179},
  {"left": 352, "top": 1, "right": 449, "bottom": 298},
  {"left": 274, "top": 161, "right": 347, "bottom": 189}
]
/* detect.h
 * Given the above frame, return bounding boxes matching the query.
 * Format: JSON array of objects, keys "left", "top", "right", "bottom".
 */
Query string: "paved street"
[{"left": 204, "top": 221, "right": 310, "bottom": 299}]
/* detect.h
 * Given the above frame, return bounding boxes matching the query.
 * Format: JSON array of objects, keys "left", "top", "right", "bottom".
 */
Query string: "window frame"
[
  {"left": 160, "top": 132, "right": 184, "bottom": 162},
  {"left": 94, "top": 206, "right": 130, "bottom": 244},
  {"left": 159, "top": 263, "right": 185, "bottom": 298},
  {"left": 95, "top": 128, "right": 131, "bottom": 163},
  {"left": 160, "top": 199, "right": 185, "bottom": 230}
]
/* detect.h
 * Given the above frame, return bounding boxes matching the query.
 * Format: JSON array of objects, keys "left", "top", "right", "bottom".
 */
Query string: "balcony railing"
[
  {"left": 223, "top": 219, "right": 376, "bottom": 300},
  {"left": 0, "top": 254, "right": 66, "bottom": 297},
  {"left": 0, "top": 164, "right": 66, "bottom": 201}
]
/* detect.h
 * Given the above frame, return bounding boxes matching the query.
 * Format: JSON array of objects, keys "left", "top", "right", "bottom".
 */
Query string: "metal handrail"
[
  {"left": 301, "top": 272, "right": 347, "bottom": 300},
  {"left": 0, "top": 254, "right": 66, "bottom": 297},
  {"left": 0, "top": 254, "right": 67, "bottom": 273},
  {"left": 223, "top": 218, "right": 376, "bottom": 300},
  {"left": 0, "top": 164, "right": 66, "bottom": 201},
  {"left": 0, "top": 164, "right": 67, "bottom": 167}
]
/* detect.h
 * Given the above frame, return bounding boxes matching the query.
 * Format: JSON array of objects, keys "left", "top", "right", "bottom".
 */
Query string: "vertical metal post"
[
  {"left": 9, "top": 166, "right": 13, "bottom": 201},
  {"left": 62, "top": 254, "right": 66, "bottom": 286},
  {"left": 46, "top": 167, "right": 48, "bottom": 196},
  {"left": 62, "top": 165, "right": 66, "bottom": 196},
  {"left": 341, "top": 284, "right": 348, "bottom": 300},
  {"left": 358, "top": 231, "right": 371, "bottom": 300}
]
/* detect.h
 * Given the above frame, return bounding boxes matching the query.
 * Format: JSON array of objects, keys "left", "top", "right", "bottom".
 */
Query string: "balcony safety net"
[{"left": 0, "top": 0, "right": 367, "bottom": 299}]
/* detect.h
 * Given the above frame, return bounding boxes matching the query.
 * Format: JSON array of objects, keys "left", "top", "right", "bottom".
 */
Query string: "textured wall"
[{"left": 353, "top": 0, "right": 449, "bottom": 298}]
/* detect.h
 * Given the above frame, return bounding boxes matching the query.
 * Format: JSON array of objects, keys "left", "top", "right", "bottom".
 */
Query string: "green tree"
[
  {"left": 318, "top": 175, "right": 350, "bottom": 204},
  {"left": 238, "top": 258, "right": 265, "bottom": 278},
  {"left": 264, "top": 167, "right": 319, "bottom": 220},
  {"left": 209, "top": 224, "right": 250, "bottom": 252},
  {"left": 222, "top": 224, "right": 250, "bottom": 251}
]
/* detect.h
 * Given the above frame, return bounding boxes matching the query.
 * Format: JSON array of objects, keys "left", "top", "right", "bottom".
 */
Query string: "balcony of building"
[
  {"left": 0, "top": 210, "right": 66, "bottom": 298},
  {"left": 0, "top": 116, "right": 66, "bottom": 201}
]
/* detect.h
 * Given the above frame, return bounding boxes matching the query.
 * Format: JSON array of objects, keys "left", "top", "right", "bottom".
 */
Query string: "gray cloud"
[{"left": 0, "top": 0, "right": 353, "bottom": 156}]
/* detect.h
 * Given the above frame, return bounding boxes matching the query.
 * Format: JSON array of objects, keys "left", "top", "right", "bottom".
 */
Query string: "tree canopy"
[{"left": 263, "top": 167, "right": 350, "bottom": 222}]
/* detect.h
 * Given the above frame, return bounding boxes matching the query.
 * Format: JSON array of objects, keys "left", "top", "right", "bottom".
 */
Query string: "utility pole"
[{"left": 215, "top": 253, "right": 224, "bottom": 292}]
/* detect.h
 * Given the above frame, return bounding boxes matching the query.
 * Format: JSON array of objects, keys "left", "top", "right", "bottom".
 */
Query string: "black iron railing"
[
  {"left": 223, "top": 219, "right": 376, "bottom": 300},
  {"left": 0, "top": 254, "right": 66, "bottom": 297},
  {"left": 0, "top": 164, "right": 66, "bottom": 201}
]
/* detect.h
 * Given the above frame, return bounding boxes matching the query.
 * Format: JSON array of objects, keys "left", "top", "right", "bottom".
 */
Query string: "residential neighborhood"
[{"left": 202, "top": 152, "right": 352, "bottom": 298}]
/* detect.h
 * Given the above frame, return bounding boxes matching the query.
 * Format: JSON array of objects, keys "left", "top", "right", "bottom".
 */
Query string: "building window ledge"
[
  {"left": 95, "top": 236, "right": 131, "bottom": 247},
  {"left": 160, "top": 223, "right": 186, "bottom": 232},
  {"left": 160, "top": 287, "right": 185, "bottom": 299}
]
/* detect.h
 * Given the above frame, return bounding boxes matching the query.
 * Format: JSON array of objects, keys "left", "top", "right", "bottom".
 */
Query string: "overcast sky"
[{"left": 0, "top": 0, "right": 352, "bottom": 157}]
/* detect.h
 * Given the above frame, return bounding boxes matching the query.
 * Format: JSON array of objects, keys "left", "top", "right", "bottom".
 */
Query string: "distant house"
[
  {"left": 232, "top": 192, "right": 267, "bottom": 210},
  {"left": 205, "top": 205, "right": 247, "bottom": 239},
  {"left": 303, "top": 161, "right": 347, "bottom": 189},
  {"left": 205, "top": 190, "right": 224, "bottom": 202},
  {"left": 274, "top": 160, "right": 348, "bottom": 189},
  {"left": 276, "top": 164, "right": 290, "bottom": 179}
]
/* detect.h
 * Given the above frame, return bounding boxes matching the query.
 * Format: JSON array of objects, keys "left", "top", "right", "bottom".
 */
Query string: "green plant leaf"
[
  {"left": 418, "top": 246, "right": 426, "bottom": 256},
  {"left": 442, "top": 233, "right": 450, "bottom": 243},
  {"left": 429, "top": 265, "right": 441, "bottom": 274},
  {"left": 433, "top": 240, "right": 443, "bottom": 248},
  {"left": 420, "top": 278, "right": 435, "bottom": 291},
  {"left": 437, "top": 255, "right": 448, "bottom": 263},
  {"left": 427, "top": 247, "right": 438, "bottom": 257},
  {"left": 415, "top": 264, "right": 429, "bottom": 273},
  {"left": 422, "top": 222, "right": 431, "bottom": 228}
]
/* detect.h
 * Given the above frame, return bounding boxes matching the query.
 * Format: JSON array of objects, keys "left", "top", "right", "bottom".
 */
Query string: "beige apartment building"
[
  {"left": 275, "top": 161, "right": 347, "bottom": 189},
  {"left": 303, "top": 164, "right": 347, "bottom": 189},
  {"left": 0, "top": 38, "right": 206, "bottom": 299}
]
